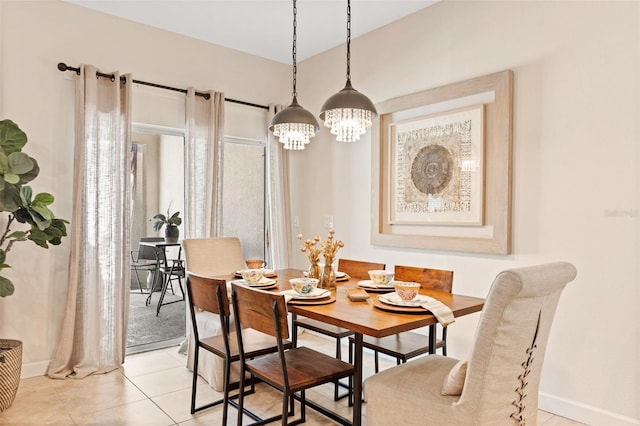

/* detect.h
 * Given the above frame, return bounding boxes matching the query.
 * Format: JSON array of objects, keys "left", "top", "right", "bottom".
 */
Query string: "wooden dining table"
[{"left": 223, "top": 268, "right": 485, "bottom": 426}]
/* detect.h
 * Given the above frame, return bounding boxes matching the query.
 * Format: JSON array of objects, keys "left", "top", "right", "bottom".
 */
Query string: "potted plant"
[
  {"left": 0, "top": 119, "right": 69, "bottom": 411},
  {"left": 150, "top": 203, "right": 182, "bottom": 243}
]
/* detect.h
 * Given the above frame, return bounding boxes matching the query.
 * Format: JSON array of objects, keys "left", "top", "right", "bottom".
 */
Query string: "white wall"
[
  {"left": 0, "top": 0, "right": 288, "bottom": 373},
  {"left": 292, "top": 1, "right": 639, "bottom": 424}
]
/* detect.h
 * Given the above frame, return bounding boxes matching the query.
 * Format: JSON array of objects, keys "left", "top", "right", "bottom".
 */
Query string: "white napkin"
[
  {"left": 382, "top": 293, "right": 455, "bottom": 326},
  {"left": 419, "top": 298, "right": 455, "bottom": 327}
]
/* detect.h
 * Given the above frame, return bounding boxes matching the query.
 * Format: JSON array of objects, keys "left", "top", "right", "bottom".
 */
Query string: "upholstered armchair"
[
  {"left": 364, "top": 262, "right": 577, "bottom": 425},
  {"left": 182, "top": 237, "right": 245, "bottom": 391}
]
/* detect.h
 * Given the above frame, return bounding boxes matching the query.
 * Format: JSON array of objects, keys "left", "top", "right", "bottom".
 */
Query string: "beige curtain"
[
  {"left": 184, "top": 89, "right": 225, "bottom": 238},
  {"left": 266, "top": 104, "right": 292, "bottom": 269},
  {"left": 48, "top": 65, "right": 132, "bottom": 379}
]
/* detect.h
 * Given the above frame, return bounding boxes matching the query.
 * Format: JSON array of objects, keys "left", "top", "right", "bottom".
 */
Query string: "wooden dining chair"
[
  {"left": 232, "top": 283, "right": 355, "bottom": 425},
  {"left": 291, "top": 258, "right": 385, "bottom": 401},
  {"left": 350, "top": 265, "right": 454, "bottom": 372},
  {"left": 186, "top": 273, "right": 288, "bottom": 424}
]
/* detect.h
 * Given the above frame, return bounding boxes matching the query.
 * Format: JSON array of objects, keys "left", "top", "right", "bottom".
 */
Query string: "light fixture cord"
[
  {"left": 292, "top": 0, "right": 298, "bottom": 98},
  {"left": 346, "top": 0, "right": 351, "bottom": 82}
]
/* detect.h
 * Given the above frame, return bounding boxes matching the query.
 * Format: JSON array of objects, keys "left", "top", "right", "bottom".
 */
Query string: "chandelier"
[
  {"left": 320, "top": 0, "right": 377, "bottom": 143},
  {"left": 269, "top": 0, "right": 319, "bottom": 150}
]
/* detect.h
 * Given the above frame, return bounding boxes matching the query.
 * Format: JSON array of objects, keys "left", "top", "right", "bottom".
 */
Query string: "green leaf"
[
  {"left": 0, "top": 276, "right": 15, "bottom": 297},
  {"left": 28, "top": 227, "right": 50, "bottom": 248},
  {"left": 0, "top": 119, "right": 28, "bottom": 155},
  {"left": 31, "top": 204, "right": 54, "bottom": 222},
  {"left": 21, "top": 186, "right": 33, "bottom": 205},
  {"left": 0, "top": 152, "right": 8, "bottom": 172},
  {"left": 7, "top": 231, "right": 27, "bottom": 240},
  {"left": 4, "top": 173, "right": 19, "bottom": 184},
  {"left": 0, "top": 185, "right": 22, "bottom": 212},
  {"left": 18, "top": 158, "right": 39, "bottom": 184},
  {"left": 0, "top": 249, "right": 5, "bottom": 264},
  {"left": 33, "top": 192, "right": 54, "bottom": 206},
  {"left": 0, "top": 263, "right": 10, "bottom": 269},
  {"left": 7, "top": 152, "right": 35, "bottom": 175}
]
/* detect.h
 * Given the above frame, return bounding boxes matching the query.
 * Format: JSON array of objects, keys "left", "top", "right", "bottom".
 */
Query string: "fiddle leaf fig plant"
[{"left": 0, "top": 119, "right": 69, "bottom": 297}]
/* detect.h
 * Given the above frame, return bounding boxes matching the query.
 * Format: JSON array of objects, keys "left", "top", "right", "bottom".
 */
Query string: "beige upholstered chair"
[
  {"left": 182, "top": 237, "right": 245, "bottom": 392},
  {"left": 364, "top": 262, "right": 577, "bottom": 426}
]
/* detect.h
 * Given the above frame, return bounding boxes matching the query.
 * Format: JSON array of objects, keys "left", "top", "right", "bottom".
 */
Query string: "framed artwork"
[
  {"left": 371, "top": 70, "right": 513, "bottom": 254},
  {"left": 390, "top": 105, "right": 485, "bottom": 226}
]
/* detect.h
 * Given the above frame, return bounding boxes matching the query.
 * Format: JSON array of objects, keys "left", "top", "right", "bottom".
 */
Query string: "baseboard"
[
  {"left": 20, "top": 359, "right": 50, "bottom": 379},
  {"left": 539, "top": 392, "right": 640, "bottom": 425}
]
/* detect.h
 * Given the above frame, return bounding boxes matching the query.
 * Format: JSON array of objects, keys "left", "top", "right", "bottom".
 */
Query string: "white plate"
[
  {"left": 235, "top": 269, "right": 277, "bottom": 277},
  {"left": 281, "top": 288, "right": 331, "bottom": 300},
  {"left": 231, "top": 278, "right": 277, "bottom": 287},
  {"left": 357, "top": 280, "right": 395, "bottom": 289},
  {"left": 378, "top": 293, "right": 435, "bottom": 308}
]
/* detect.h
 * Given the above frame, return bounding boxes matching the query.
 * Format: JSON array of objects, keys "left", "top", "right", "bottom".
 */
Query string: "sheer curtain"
[
  {"left": 48, "top": 65, "right": 132, "bottom": 379},
  {"left": 184, "top": 88, "right": 225, "bottom": 238},
  {"left": 180, "top": 88, "right": 225, "bottom": 359},
  {"left": 266, "top": 104, "right": 293, "bottom": 269}
]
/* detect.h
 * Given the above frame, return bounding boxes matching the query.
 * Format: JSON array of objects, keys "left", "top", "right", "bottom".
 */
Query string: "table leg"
[
  {"left": 353, "top": 333, "right": 363, "bottom": 426},
  {"left": 429, "top": 324, "right": 436, "bottom": 354}
]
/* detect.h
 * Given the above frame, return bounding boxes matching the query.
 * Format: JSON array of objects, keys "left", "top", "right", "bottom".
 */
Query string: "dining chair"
[
  {"left": 364, "top": 262, "right": 578, "bottom": 426},
  {"left": 182, "top": 237, "right": 246, "bottom": 393},
  {"left": 130, "top": 237, "right": 164, "bottom": 293},
  {"left": 350, "top": 265, "right": 454, "bottom": 375},
  {"left": 232, "top": 283, "right": 355, "bottom": 426},
  {"left": 155, "top": 245, "right": 186, "bottom": 316},
  {"left": 291, "top": 258, "right": 385, "bottom": 401},
  {"left": 186, "top": 273, "right": 288, "bottom": 424}
]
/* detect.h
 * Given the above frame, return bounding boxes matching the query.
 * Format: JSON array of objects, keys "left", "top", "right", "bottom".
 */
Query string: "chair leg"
[
  {"left": 190, "top": 346, "right": 199, "bottom": 414},
  {"left": 334, "top": 337, "right": 342, "bottom": 401},
  {"left": 222, "top": 355, "right": 231, "bottom": 426},
  {"left": 156, "top": 274, "right": 170, "bottom": 316},
  {"left": 236, "top": 364, "right": 246, "bottom": 426},
  {"left": 348, "top": 340, "right": 353, "bottom": 407},
  {"left": 291, "top": 314, "right": 298, "bottom": 348},
  {"left": 374, "top": 350, "right": 380, "bottom": 373},
  {"left": 132, "top": 269, "right": 144, "bottom": 293},
  {"left": 442, "top": 326, "right": 448, "bottom": 356}
]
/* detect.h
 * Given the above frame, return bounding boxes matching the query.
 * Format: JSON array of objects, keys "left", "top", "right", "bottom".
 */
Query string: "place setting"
[
  {"left": 357, "top": 269, "right": 397, "bottom": 292},
  {"left": 231, "top": 268, "right": 279, "bottom": 290},
  {"left": 281, "top": 278, "right": 336, "bottom": 305},
  {"left": 371, "top": 281, "right": 456, "bottom": 325}
]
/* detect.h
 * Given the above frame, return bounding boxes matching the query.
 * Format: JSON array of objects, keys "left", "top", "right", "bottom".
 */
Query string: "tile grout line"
[{"left": 121, "top": 370, "right": 181, "bottom": 426}]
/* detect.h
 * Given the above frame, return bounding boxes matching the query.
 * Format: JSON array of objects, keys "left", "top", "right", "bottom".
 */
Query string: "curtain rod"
[{"left": 57, "top": 62, "right": 269, "bottom": 111}]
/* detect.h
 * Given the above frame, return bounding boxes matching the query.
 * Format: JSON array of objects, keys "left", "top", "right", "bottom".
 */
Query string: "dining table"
[{"left": 221, "top": 268, "right": 485, "bottom": 426}]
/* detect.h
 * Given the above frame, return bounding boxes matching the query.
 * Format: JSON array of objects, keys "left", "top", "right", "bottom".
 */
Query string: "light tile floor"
[{"left": 1, "top": 333, "right": 585, "bottom": 425}]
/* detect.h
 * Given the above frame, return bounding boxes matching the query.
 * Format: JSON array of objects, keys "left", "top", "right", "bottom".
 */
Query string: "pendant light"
[
  {"left": 269, "top": 0, "right": 319, "bottom": 150},
  {"left": 320, "top": 0, "right": 377, "bottom": 143}
]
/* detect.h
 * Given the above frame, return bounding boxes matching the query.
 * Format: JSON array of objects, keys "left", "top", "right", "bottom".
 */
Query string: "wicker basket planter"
[{"left": 0, "top": 339, "right": 22, "bottom": 412}]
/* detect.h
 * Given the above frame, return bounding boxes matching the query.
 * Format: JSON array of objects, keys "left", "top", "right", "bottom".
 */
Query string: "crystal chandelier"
[
  {"left": 269, "top": 0, "right": 319, "bottom": 150},
  {"left": 320, "top": 0, "right": 377, "bottom": 143}
]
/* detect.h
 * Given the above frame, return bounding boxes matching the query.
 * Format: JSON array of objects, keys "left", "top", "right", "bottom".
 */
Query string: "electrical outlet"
[{"left": 324, "top": 215, "right": 334, "bottom": 228}]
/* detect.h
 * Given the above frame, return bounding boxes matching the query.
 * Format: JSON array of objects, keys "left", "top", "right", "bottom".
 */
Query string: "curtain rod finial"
[{"left": 57, "top": 62, "right": 68, "bottom": 71}]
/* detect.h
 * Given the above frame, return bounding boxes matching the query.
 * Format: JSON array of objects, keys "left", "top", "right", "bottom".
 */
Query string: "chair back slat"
[
  {"left": 138, "top": 237, "right": 164, "bottom": 261},
  {"left": 231, "top": 284, "right": 289, "bottom": 340},
  {"left": 186, "top": 273, "right": 229, "bottom": 316},
  {"left": 338, "top": 259, "right": 386, "bottom": 280},
  {"left": 394, "top": 265, "right": 454, "bottom": 292}
]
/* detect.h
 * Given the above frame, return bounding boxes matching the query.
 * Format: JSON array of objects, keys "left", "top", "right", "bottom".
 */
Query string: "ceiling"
[{"left": 67, "top": 0, "right": 438, "bottom": 64}]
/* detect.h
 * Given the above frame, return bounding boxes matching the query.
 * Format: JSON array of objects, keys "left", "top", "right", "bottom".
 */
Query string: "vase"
[
  {"left": 308, "top": 261, "right": 321, "bottom": 280},
  {"left": 0, "top": 339, "right": 22, "bottom": 412},
  {"left": 320, "top": 262, "right": 336, "bottom": 291},
  {"left": 164, "top": 225, "right": 179, "bottom": 243}
]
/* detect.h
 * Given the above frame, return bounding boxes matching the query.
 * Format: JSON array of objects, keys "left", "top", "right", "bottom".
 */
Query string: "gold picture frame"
[{"left": 371, "top": 70, "right": 513, "bottom": 254}]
